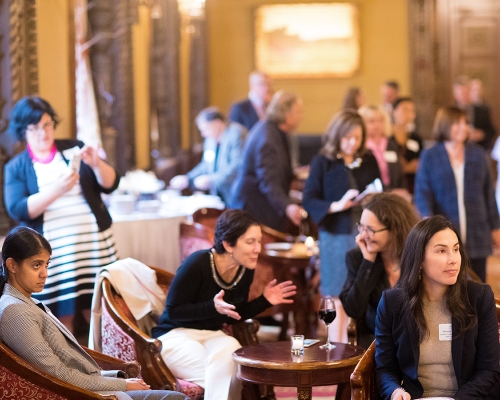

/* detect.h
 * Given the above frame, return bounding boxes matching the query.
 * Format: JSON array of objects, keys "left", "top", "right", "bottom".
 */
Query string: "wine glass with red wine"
[{"left": 318, "top": 296, "right": 336, "bottom": 350}]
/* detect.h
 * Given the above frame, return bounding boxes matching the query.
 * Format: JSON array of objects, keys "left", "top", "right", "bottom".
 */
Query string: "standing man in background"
[
  {"left": 169, "top": 107, "right": 247, "bottom": 203},
  {"left": 229, "top": 91, "right": 304, "bottom": 232},
  {"left": 453, "top": 75, "right": 496, "bottom": 150},
  {"left": 229, "top": 71, "right": 274, "bottom": 131},
  {"left": 380, "top": 80, "right": 400, "bottom": 117}
]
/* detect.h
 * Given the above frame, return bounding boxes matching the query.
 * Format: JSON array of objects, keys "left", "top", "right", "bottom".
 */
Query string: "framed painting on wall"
[{"left": 255, "top": 3, "right": 360, "bottom": 78}]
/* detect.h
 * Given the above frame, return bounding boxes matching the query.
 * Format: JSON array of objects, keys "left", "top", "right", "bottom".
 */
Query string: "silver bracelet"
[{"left": 390, "top": 387, "right": 406, "bottom": 400}]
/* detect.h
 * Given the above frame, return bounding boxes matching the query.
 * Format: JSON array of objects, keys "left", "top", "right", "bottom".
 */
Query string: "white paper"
[{"left": 439, "top": 323, "right": 452, "bottom": 341}]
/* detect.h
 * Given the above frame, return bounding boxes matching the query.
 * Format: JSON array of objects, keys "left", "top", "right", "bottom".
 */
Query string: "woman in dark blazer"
[
  {"left": 302, "top": 109, "right": 380, "bottom": 343},
  {"left": 375, "top": 216, "right": 500, "bottom": 400},
  {"left": 414, "top": 106, "right": 500, "bottom": 282},
  {"left": 339, "top": 192, "right": 419, "bottom": 349}
]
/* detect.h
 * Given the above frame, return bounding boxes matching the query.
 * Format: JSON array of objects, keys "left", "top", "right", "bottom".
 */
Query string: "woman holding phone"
[
  {"left": 4, "top": 96, "right": 119, "bottom": 336},
  {"left": 303, "top": 109, "right": 381, "bottom": 342}
]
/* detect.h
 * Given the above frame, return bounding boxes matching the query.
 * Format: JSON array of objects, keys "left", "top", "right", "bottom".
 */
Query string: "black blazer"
[
  {"left": 229, "top": 120, "right": 293, "bottom": 232},
  {"left": 228, "top": 99, "right": 260, "bottom": 131},
  {"left": 375, "top": 281, "right": 500, "bottom": 400},
  {"left": 339, "top": 248, "right": 390, "bottom": 349},
  {"left": 471, "top": 104, "right": 496, "bottom": 150},
  {"left": 302, "top": 152, "right": 381, "bottom": 234}
]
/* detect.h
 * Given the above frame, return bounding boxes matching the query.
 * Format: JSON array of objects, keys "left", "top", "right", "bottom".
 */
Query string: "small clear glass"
[{"left": 290, "top": 334, "right": 304, "bottom": 355}]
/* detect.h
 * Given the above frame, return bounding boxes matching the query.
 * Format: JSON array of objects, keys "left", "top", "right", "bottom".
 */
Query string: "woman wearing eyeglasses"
[
  {"left": 4, "top": 96, "right": 119, "bottom": 336},
  {"left": 339, "top": 192, "right": 419, "bottom": 348},
  {"left": 303, "top": 109, "right": 380, "bottom": 343}
]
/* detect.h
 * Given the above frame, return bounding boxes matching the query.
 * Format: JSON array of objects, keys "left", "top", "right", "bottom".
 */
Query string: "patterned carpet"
[{"left": 274, "top": 385, "right": 336, "bottom": 399}]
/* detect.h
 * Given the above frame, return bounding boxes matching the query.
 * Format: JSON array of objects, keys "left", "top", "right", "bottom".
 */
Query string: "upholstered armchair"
[
  {"left": 0, "top": 341, "right": 139, "bottom": 400},
  {"left": 100, "top": 265, "right": 261, "bottom": 399},
  {"left": 179, "top": 222, "right": 214, "bottom": 263}
]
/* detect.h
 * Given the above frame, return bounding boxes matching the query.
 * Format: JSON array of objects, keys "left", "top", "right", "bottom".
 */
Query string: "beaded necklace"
[{"left": 209, "top": 249, "right": 246, "bottom": 290}]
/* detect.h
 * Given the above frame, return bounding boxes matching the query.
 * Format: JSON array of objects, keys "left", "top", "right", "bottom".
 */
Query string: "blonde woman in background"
[{"left": 358, "top": 105, "right": 410, "bottom": 201}]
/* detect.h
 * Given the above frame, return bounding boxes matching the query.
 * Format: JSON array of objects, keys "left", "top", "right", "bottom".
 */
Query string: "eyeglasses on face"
[
  {"left": 26, "top": 120, "right": 55, "bottom": 134},
  {"left": 356, "top": 222, "right": 388, "bottom": 237}
]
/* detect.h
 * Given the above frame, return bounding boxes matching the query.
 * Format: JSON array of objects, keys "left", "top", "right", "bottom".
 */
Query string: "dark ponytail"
[{"left": 0, "top": 226, "right": 52, "bottom": 295}]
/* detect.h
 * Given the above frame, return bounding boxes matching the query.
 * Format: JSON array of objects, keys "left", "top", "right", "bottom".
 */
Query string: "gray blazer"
[
  {"left": 0, "top": 284, "right": 130, "bottom": 395},
  {"left": 187, "top": 122, "right": 247, "bottom": 202}
]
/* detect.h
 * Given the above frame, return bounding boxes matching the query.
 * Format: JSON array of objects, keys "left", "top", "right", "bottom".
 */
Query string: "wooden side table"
[{"left": 233, "top": 341, "right": 364, "bottom": 400}]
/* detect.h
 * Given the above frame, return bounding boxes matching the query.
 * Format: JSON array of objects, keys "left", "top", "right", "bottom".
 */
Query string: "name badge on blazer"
[
  {"left": 383, "top": 150, "right": 398, "bottom": 163},
  {"left": 439, "top": 323, "right": 452, "bottom": 341},
  {"left": 406, "top": 139, "right": 420, "bottom": 153},
  {"left": 203, "top": 149, "right": 216, "bottom": 163}
]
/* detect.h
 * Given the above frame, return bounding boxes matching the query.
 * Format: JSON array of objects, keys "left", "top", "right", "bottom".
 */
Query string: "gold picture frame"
[{"left": 255, "top": 3, "right": 360, "bottom": 78}]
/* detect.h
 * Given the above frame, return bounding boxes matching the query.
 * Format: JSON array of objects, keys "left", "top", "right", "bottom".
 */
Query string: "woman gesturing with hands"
[
  {"left": 152, "top": 210, "right": 297, "bottom": 400},
  {"left": 214, "top": 279, "right": 296, "bottom": 320}
]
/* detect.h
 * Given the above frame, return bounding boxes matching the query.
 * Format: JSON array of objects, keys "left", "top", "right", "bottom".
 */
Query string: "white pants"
[{"left": 159, "top": 328, "right": 242, "bottom": 400}]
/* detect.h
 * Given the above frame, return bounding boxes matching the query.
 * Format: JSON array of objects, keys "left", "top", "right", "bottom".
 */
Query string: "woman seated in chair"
[
  {"left": 0, "top": 226, "right": 187, "bottom": 400},
  {"left": 152, "top": 209, "right": 297, "bottom": 400},
  {"left": 339, "top": 192, "right": 419, "bottom": 348},
  {"left": 375, "top": 216, "right": 500, "bottom": 399}
]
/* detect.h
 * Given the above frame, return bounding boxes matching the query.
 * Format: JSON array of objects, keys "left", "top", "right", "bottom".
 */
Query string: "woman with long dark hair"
[
  {"left": 0, "top": 226, "right": 186, "bottom": 400},
  {"left": 375, "top": 216, "right": 499, "bottom": 399}
]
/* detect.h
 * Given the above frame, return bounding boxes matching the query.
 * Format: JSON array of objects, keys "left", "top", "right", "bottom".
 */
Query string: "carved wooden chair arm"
[{"left": 84, "top": 346, "right": 141, "bottom": 378}]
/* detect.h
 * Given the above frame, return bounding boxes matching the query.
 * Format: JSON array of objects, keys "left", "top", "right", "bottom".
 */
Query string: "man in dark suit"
[
  {"left": 229, "top": 90, "right": 304, "bottom": 232},
  {"left": 228, "top": 71, "right": 274, "bottom": 131},
  {"left": 453, "top": 75, "right": 496, "bottom": 150}
]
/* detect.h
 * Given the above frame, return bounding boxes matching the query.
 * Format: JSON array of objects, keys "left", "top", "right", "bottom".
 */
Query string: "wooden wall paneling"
[
  {"left": 88, "top": 0, "right": 136, "bottom": 175},
  {"left": 0, "top": 0, "right": 36, "bottom": 233},
  {"left": 150, "top": 0, "right": 181, "bottom": 166},
  {"left": 408, "top": 0, "right": 438, "bottom": 139},
  {"left": 110, "top": 0, "right": 136, "bottom": 174},
  {"left": 88, "top": 2, "right": 117, "bottom": 169},
  {"left": 188, "top": 16, "right": 208, "bottom": 146}
]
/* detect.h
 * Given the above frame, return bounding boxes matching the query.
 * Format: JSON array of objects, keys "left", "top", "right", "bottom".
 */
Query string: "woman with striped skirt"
[{"left": 4, "top": 96, "right": 119, "bottom": 336}]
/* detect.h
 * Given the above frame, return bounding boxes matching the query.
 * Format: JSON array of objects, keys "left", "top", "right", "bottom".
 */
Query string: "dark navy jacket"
[
  {"left": 302, "top": 152, "right": 380, "bottom": 234},
  {"left": 229, "top": 120, "right": 293, "bottom": 232},
  {"left": 414, "top": 142, "right": 500, "bottom": 259},
  {"left": 4, "top": 139, "right": 120, "bottom": 234},
  {"left": 375, "top": 281, "right": 500, "bottom": 399},
  {"left": 228, "top": 99, "right": 260, "bottom": 131}
]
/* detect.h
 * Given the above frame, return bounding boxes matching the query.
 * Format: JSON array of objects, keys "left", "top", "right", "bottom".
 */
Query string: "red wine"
[{"left": 318, "top": 309, "right": 336, "bottom": 324}]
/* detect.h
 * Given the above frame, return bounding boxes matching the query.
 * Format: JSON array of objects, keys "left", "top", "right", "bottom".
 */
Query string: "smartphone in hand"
[{"left": 69, "top": 153, "right": 81, "bottom": 172}]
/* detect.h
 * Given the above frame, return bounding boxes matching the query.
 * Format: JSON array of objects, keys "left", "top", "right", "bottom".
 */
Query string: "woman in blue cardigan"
[
  {"left": 303, "top": 109, "right": 380, "bottom": 342},
  {"left": 4, "top": 96, "right": 120, "bottom": 335},
  {"left": 414, "top": 106, "right": 500, "bottom": 282},
  {"left": 375, "top": 216, "right": 499, "bottom": 399}
]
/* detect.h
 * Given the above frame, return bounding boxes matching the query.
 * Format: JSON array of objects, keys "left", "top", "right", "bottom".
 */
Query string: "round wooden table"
[{"left": 233, "top": 341, "right": 364, "bottom": 400}]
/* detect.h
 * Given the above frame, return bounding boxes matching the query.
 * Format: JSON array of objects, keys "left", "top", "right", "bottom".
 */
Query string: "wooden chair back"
[
  {"left": 350, "top": 340, "right": 379, "bottom": 400},
  {"left": 179, "top": 221, "right": 214, "bottom": 263},
  {"left": 101, "top": 267, "right": 183, "bottom": 393},
  {"left": 0, "top": 340, "right": 138, "bottom": 400},
  {"left": 190, "top": 207, "right": 225, "bottom": 230}
]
